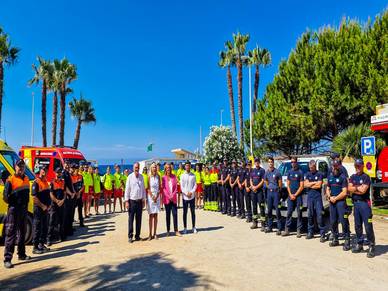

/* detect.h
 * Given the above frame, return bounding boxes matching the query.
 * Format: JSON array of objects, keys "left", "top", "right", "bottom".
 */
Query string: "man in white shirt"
[
  {"left": 125, "top": 162, "right": 146, "bottom": 243},
  {"left": 180, "top": 161, "right": 197, "bottom": 234}
]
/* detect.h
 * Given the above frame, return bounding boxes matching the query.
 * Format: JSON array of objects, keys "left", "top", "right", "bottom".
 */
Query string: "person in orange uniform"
[
  {"left": 32, "top": 166, "right": 51, "bottom": 254},
  {"left": 71, "top": 165, "right": 85, "bottom": 226},
  {"left": 83, "top": 166, "right": 94, "bottom": 217},
  {"left": 92, "top": 167, "right": 102, "bottom": 215},
  {"left": 3, "top": 160, "right": 31, "bottom": 269},
  {"left": 48, "top": 167, "right": 66, "bottom": 246},
  {"left": 113, "top": 165, "right": 124, "bottom": 213}
]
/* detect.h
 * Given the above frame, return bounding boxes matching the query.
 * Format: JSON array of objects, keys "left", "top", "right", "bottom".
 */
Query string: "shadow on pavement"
[
  {"left": 77, "top": 252, "right": 218, "bottom": 290},
  {"left": 196, "top": 226, "right": 224, "bottom": 232},
  {"left": 375, "top": 244, "right": 388, "bottom": 257}
]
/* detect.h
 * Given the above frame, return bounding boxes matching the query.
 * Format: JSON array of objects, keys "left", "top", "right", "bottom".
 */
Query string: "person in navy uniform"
[
  {"left": 304, "top": 160, "right": 325, "bottom": 242},
  {"left": 237, "top": 160, "right": 247, "bottom": 219},
  {"left": 348, "top": 159, "right": 376, "bottom": 258},
  {"left": 229, "top": 160, "right": 239, "bottom": 217},
  {"left": 329, "top": 153, "right": 349, "bottom": 178},
  {"left": 326, "top": 160, "right": 351, "bottom": 251},
  {"left": 264, "top": 156, "right": 282, "bottom": 235},
  {"left": 249, "top": 158, "right": 266, "bottom": 230},
  {"left": 244, "top": 160, "right": 253, "bottom": 223},
  {"left": 220, "top": 159, "right": 230, "bottom": 215},
  {"left": 282, "top": 157, "right": 304, "bottom": 237}
]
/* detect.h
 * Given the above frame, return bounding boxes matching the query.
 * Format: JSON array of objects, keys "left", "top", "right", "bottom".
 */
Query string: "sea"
[{"left": 98, "top": 164, "right": 133, "bottom": 174}]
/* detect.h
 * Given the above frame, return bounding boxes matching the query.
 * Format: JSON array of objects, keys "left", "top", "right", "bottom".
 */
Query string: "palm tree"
[
  {"left": 55, "top": 58, "right": 77, "bottom": 146},
  {"left": 232, "top": 32, "right": 250, "bottom": 147},
  {"left": 69, "top": 95, "right": 96, "bottom": 149},
  {"left": 248, "top": 46, "right": 271, "bottom": 113},
  {"left": 0, "top": 28, "right": 19, "bottom": 135},
  {"left": 218, "top": 40, "right": 237, "bottom": 137},
  {"left": 29, "top": 57, "right": 53, "bottom": 147}
]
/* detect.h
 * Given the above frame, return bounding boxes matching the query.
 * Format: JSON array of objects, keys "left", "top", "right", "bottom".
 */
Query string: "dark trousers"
[
  {"left": 267, "top": 190, "right": 281, "bottom": 230},
  {"left": 211, "top": 183, "right": 218, "bottom": 202},
  {"left": 165, "top": 202, "right": 178, "bottom": 232},
  {"left": 354, "top": 200, "right": 375, "bottom": 245},
  {"left": 307, "top": 194, "right": 325, "bottom": 235},
  {"left": 221, "top": 185, "right": 229, "bottom": 214},
  {"left": 286, "top": 195, "right": 303, "bottom": 230},
  {"left": 252, "top": 189, "right": 265, "bottom": 221},
  {"left": 32, "top": 205, "right": 48, "bottom": 247},
  {"left": 75, "top": 197, "right": 83, "bottom": 225},
  {"left": 329, "top": 200, "right": 350, "bottom": 239},
  {"left": 238, "top": 187, "right": 245, "bottom": 216},
  {"left": 128, "top": 199, "right": 143, "bottom": 239},
  {"left": 245, "top": 189, "right": 252, "bottom": 219},
  {"left": 230, "top": 186, "right": 238, "bottom": 214},
  {"left": 204, "top": 185, "right": 211, "bottom": 202},
  {"left": 4, "top": 206, "right": 27, "bottom": 262},
  {"left": 64, "top": 197, "right": 74, "bottom": 236},
  {"left": 183, "top": 199, "right": 196, "bottom": 229},
  {"left": 48, "top": 204, "right": 65, "bottom": 242}
]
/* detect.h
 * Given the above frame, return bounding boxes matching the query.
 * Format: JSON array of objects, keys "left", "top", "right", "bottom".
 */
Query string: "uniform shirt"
[
  {"left": 3, "top": 174, "right": 30, "bottom": 206},
  {"left": 264, "top": 168, "right": 282, "bottom": 191},
  {"left": 328, "top": 165, "right": 348, "bottom": 178},
  {"left": 229, "top": 167, "right": 239, "bottom": 184},
  {"left": 114, "top": 173, "right": 124, "bottom": 189},
  {"left": 141, "top": 173, "right": 149, "bottom": 189},
  {"left": 237, "top": 167, "right": 246, "bottom": 185},
  {"left": 245, "top": 168, "right": 252, "bottom": 187},
  {"left": 50, "top": 179, "right": 65, "bottom": 200},
  {"left": 72, "top": 174, "right": 84, "bottom": 193},
  {"left": 221, "top": 166, "right": 230, "bottom": 180},
  {"left": 194, "top": 171, "right": 202, "bottom": 184},
  {"left": 349, "top": 173, "right": 371, "bottom": 201},
  {"left": 124, "top": 172, "right": 146, "bottom": 201},
  {"left": 210, "top": 169, "right": 219, "bottom": 183},
  {"left": 180, "top": 171, "right": 197, "bottom": 200},
  {"left": 202, "top": 173, "right": 212, "bottom": 186},
  {"left": 328, "top": 174, "right": 348, "bottom": 198},
  {"left": 176, "top": 169, "right": 185, "bottom": 184},
  {"left": 32, "top": 177, "right": 51, "bottom": 207},
  {"left": 287, "top": 169, "right": 304, "bottom": 194},
  {"left": 83, "top": 172, "right": 94, "bottom": 193},
  {"left": 63, "top": 170, "right": 74, "bottom": 193},
  {"left": 93, "top": 174, "right": 101, "bottom": 193},
  {"left": 305, "top": 171, "right": 323, "bottom": 198},
  {"left": 250, "top": 167, "right": 265, "bottom": 187},
  {"left": 102, "top": 173, "right": 115, "bottom": 191}
]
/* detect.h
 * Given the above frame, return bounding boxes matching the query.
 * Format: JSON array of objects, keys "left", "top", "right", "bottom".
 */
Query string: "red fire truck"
[
  {"left": 19, "top": 146, "right": 87, "bottom": 181},
  {"left": 371, "top": 104, "right": 388, "bottom": 203}
]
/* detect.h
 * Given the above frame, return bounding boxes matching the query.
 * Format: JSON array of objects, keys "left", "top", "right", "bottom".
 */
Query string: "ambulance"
[
  {"left": 0, "top": 140, "right": 35, "bottom": 244},
  {"left": 19, "top": 146, "right": 87, "bottom": 182}
]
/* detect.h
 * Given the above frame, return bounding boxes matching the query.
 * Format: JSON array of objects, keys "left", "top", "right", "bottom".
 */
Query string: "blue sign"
[{"left": 361, "top": 136, "right": 376, "bottom": 156}]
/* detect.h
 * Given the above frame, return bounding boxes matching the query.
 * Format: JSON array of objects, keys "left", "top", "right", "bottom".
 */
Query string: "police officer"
[
  {"left": 229, "top": 160, "right": 239, "bottom": 217},
  {"left": 3, "top": 160, "right": 31, "bottom": 269},
  {"left": 304, "top": 160, "right": 325, "bottom": 242},
  {"left": 237, "top": 160, "right": 246, "bottom": 219},
  {"left": 348, "top": 159, "right": 376, "bottom": 258},
  {"left": 32, "top": 165, "right": 51, "bottom": 254},
  {"left": 250, "top": 158, "right": 266, "bottom": 230},
  {"left": 282, "top": 157, "right": 304, "bottom": 237},
  {"left": 244, "top": 160, "right": 253, "bottom": 223},
  {"left": 264, "top": 156, "right": 282, "bottom": 235},
  {"left": 220, "top": 159, "right": 230, "bottom": 215},
  {"left": 48, "top": 167, "right": 66, "bottom": 246},
  {"left": 326, "top": 160, "right": 350, "bottom": 251}
]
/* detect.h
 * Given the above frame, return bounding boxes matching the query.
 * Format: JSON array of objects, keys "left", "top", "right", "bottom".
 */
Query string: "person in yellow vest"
[
  {"left": 83, "top": 166, "right": 94, "bottom": 217},
  {"left": 122, "top": 168, "right": 130, "bottom": 210},
  {"left": 113, "top": 165, "right": 124, "bottom": 213},
  {"left": 171, "top": 162, "right": 177, "bottom": 176},
  {"left": 210, "top": 163, "right": 220, "bottom": 211},
  {"left": 202, "top": 166, "right": 212, "bottom": 210},
  {"left": 101, "top": 166, "right": 114, "bottom": 214},
  {"left": 176, "top": 163, "right": 185, "bottom": 208},
  {"left": 194, "top": 163, "right": 203, "bottom": 209},
  {"left": 142, "top": 166, "right": 149, "bottom": 209},
  {"left": 92, "top": 167, "right": 102, "bottom": 215}
]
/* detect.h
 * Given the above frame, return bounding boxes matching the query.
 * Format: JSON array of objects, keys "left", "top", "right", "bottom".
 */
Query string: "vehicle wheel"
[{"left": 25, "top": 214, "right": 33, "bottom": 244}]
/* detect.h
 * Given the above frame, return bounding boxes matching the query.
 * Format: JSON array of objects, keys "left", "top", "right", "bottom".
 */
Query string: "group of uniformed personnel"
[{"left": 198, "top": 155, "right": 376, "bottom": 259}]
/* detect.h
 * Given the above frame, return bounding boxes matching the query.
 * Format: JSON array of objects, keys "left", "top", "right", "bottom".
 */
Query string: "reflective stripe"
[
  {"left": 368, "top": 218, "right": 373, "bottom": 223},
  {"left": 344, "top": 215, "right": 349, "bottom": 219},
  {"left": 278, "top": 205, "right": 282, "bottom": 208}
]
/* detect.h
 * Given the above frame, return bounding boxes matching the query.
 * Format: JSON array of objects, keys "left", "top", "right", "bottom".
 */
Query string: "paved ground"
[{"left": 0, "top": 207, "right": 387, "bottom": 291}]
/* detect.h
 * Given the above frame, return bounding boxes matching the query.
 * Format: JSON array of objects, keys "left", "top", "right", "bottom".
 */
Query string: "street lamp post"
[{"left": 220, "top": 109, "right": 224, "bottom": 126}]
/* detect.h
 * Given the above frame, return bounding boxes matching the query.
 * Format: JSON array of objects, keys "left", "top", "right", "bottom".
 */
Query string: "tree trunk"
[
  {"left": 41, "top": 80, "right": 47, "bottom": 147},
  {"left": 227, "top": 66, "right": 237, "bottom": 137},
  {"left": 51, "top": 90, "right": 58, "bottom": 145},
  {"left": 253, "top": 65, "right": 259, "bottom": 113},
  {"left": 237, "top": 60, "right": 244, "bottom": 148},
  {"left": 59, "top": 83, "right": 66, "bottom": 146},
  {"left": 73, "top": 119, "right": 81, "bottom": 149},
  {"left": 0, "top": 62, "right": 4, "bottom": 136}
]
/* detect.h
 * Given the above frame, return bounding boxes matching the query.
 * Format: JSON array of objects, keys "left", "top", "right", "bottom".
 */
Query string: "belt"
[
  {"left": 268, "top": 189, "right": 279, "bottom": 192},
  {"left": 130, "top": 199, "right": 143, "bottom": 202}
]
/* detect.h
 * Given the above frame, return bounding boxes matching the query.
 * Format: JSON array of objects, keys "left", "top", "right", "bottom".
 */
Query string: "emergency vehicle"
[
  {"left": 371, "top": 103, "right": 388, "bottom": 203},
  {"left": 19, "top": 146, "right": 87, "bottom": 182},
  {"left": 0, "top": 140, "right": 35, "bottom": 244}
]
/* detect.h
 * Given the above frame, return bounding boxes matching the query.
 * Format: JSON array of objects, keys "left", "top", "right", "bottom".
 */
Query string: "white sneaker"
[
  {"left": 183, "top": 229, "right": 187, "bottom": 235},
  {"left": 193, "top": 228, "right": 198, "bottom": 234}
]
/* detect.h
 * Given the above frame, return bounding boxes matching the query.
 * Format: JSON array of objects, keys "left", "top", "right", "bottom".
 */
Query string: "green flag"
[{"left": 147, "top": 143, "right": 153, "bottom": 152}]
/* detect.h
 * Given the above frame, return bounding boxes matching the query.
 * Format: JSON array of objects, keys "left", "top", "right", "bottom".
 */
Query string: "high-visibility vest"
[
  {"left": 83, "top": 173, "right": 94, "bottom": 193},
  {"left": 203, "top": 173, "right": 212, "bottom": 186}
]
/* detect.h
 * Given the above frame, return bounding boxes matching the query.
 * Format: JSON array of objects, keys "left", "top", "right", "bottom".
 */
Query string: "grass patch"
[{"left": 372, "top": 207, "right": 388, "bottom": 216}]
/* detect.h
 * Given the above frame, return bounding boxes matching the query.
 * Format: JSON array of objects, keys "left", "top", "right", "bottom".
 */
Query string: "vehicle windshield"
[
  {"left": 63, "top": 158, "right": 87, "bottom": 166},
  {"left": 278, "top": 162, "right": 309, "bottom": 176},
  {"left": 1, "top": 151, "right": 36, "bottom": 180}
]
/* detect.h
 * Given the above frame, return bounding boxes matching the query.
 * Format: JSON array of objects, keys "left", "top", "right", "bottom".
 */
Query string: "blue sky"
[{"left": 0, "top": 0, "right": 386, "bottom": 164}]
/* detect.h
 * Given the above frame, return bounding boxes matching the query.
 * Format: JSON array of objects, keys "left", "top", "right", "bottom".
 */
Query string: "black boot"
[
  {"left": 297, "top": 230, "right": 302, "bottom": 238},
  {"left": 329, "top": 239, "right": 339, "bottom": 247},
  {"left": 367, "top": 244, "right": 375, "bottom": 258},
  {"left": 276, "top": 230, "right": 282, "bottom": 236},
  {"left": 265, "top": 227, "right": 273, "bottom": 233},
  {"left": 250, "top": 221, "right": 258, "bottom": 229},
  {"left": 352, "top": 244, "right": 363, "bottom": 253},
  {"left": 260, "top": 223, "right": 265, "bottom": 232},
  {"left": 320, "top": 235, "right": 326, "bottom": 243},
  {"left": 281, "top": 228, "right": 290, "bottom": 237},
  {"left": 343, "top": 239, "right": 351, "bottom": 251},
  {"left": 306, "top": 232, "right": 313, "bottom": 240}
]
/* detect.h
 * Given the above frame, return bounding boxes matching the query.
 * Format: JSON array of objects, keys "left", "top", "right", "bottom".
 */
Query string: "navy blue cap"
[
  {"left": 355, "top": 159, "right": 364, "bottom": 166},
  {"left": 332, "top": 159, "right": 341, "bottom": 168},
  {"left": 254, "top": 158, "right": 260, "bottom": 163}
]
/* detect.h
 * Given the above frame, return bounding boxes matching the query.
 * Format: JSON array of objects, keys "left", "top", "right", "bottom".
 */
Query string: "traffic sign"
[
  {"left": 361, "top": 136, "right": 376, "bottom": 156},
  {"left": 363, "top": 156, "right": 376, "bottom": 178}
]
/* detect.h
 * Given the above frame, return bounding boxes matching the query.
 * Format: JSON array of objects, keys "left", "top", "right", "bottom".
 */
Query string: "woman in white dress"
[{"left": 147, "top": 163, "right": 161, "bottom": 240}]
